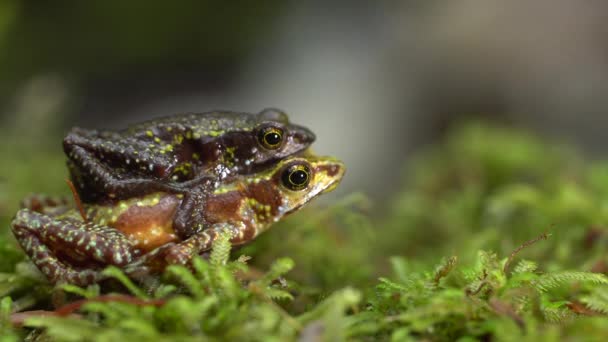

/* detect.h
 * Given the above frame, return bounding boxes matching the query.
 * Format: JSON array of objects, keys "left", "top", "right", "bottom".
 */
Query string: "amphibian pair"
[
  {"left": 64, "top": 108, "right": 315, "bottom": 238},
  {"left": 11, "top": 109, "right": 344, "bottom": 285}
]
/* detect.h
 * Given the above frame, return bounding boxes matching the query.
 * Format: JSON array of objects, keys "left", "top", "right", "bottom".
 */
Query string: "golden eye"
[
  {"left": 282, "top": 164, "right": 311, "bottom": 191},
  {"left": 258, "top": 126, "right": 284, "bottom": 149}
]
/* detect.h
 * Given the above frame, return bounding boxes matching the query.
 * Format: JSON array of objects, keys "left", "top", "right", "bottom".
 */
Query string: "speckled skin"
[
  {"left": 11, "top": 155, "right": 345, "bottom": 286},
  {"left": 63, "top": 108, "right": 315, "bottom": 238}
]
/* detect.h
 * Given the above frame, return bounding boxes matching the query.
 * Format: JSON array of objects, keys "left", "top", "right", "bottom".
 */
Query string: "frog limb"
[
  {"left": 172, "top": 182, "right": 214, "bottom": 239},
  {"left": 64, "top": 142, "right": 182, "bottom": 199},
  {"left": 131, "top": 223, "right": 243, "bottom": 267},
  {"left": 66, "top": 136, "right": 216, "bottom": 239},
  {"left": 12, "top": 231, "right": 104, "bottom": 286},
  {"left": 11, "top": 209, "right": 140, "bottom": 270},
  {"left": 164, "top": 222, "right": 243, "bottom": 265}
]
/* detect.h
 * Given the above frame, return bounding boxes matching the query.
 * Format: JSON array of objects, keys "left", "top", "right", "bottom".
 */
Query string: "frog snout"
[{"left": 291, "top": 125, "right": 316, "bottom": 145}]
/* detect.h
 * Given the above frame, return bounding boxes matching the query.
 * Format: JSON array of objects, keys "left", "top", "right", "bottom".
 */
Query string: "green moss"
[{"left": 2, "top": 122, "right": 608, "bottom": 340}]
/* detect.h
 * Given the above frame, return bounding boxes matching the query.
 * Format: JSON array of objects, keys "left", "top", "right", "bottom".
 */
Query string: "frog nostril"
[
  {"left": 306, "top": 131, "right": 316, "bottom": 142},
  {"left": 293, "top": 127, "right": 316, "bottom": 144}
]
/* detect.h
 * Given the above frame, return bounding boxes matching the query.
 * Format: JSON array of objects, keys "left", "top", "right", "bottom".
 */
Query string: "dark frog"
[{"left": 63, "top": 108, "right": 315, "bottom": 238}]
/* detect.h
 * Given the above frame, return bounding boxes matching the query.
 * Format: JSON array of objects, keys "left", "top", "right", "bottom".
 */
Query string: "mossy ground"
[{"left": 1, "top": 123, "right": 608, "bottom": 341}]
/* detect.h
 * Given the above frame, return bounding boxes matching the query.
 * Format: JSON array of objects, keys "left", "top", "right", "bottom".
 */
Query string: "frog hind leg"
[
  {"left": 13, "top": 230, "right": 103, "bottom": 286},
  {"left": 11, "top": 209, "right": 141, "bottom": 284},
  {"left": 63, "top": 141, "right": 181, "bottom": 201}
]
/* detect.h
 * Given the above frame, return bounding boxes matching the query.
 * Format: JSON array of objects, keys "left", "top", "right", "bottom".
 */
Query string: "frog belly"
[{"left": 109, "top": 194, "right": 181, "bottom": 252}]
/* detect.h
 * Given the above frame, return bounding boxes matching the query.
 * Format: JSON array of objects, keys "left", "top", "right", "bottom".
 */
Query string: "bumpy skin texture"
[
  {"left": 63, "top": 108, "right": 315, "bottom": 238},
  {"left": 11, "top": 156, "right": 345, "bottom": 286}
]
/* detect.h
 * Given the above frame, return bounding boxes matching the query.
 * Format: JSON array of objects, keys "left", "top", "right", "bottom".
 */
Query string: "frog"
[
  {"left": 63, "top": 108, "right": 316, "bottom": 239},
  {"left": 11, "top": 154, "right": 345, "bottom": 286}
]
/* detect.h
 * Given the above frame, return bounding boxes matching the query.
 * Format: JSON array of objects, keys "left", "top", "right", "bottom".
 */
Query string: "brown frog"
[{"left": 11, "top": 154, "right": 345, "bottom": 285}]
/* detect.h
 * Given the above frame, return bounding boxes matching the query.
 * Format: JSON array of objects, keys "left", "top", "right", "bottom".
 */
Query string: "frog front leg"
[
  {"left": 163, "top": 225, "right": 236, "bottom": 265},
  {"left": 11, "top": 209, "right": 141, "bottom": 285},
  {"left": 130, "top": 222, "right": 246, "bottom": 269},
  {"left": 172, "top": 182, "right": 214, "bottom": 239}
]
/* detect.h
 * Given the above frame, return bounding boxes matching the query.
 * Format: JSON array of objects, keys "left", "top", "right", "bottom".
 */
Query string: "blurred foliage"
[
  {"left": 0, "top": 1, "right": 285, "bottom": 105},
  {"left": 2, "top": 122, "right": 608, "bottom": 340}
]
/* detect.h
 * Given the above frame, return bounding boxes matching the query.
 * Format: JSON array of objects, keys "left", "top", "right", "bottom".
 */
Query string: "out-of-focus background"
[
  {"left": 1, "top": 0, "right": 608, "bottom": 201},
  {"left": 5, "top": 4, "right": 608, "bottom": 339}
]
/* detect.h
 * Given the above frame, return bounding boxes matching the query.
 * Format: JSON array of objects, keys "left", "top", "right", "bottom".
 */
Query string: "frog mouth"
[
  {"left": 322, "top": 181, "right": 341, "bottom": 194},
  {"left": 292, "top": 125, "right": 316, "bottom": 145}
]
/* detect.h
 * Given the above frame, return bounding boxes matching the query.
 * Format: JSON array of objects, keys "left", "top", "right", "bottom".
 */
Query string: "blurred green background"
[
  {"left": 2, "top": 2, "right": 608, "bottom": 340},
  {"left": 3, "top": 1, "right": 608, "bottom": 201}
]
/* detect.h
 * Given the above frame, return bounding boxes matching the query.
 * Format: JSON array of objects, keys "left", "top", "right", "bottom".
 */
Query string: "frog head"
[
  {"left": 269, "top": 154, "right": 345, "bottom": 216},
  {"left": 224, "top": 154, "right": 345, "bottom": 239},
  {"left": 254, "top": 108, "right": 316, "bottom": 163},
  {"left": 221, "top": 108, "right": 316, "bottom": 175}
]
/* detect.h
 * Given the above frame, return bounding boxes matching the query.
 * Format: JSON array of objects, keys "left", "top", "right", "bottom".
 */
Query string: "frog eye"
[
  {"left": 258, "top": 126, "right": 284, "bottom": 149},
  {"left": 281, "top": 164, "right": 311, "bottom": 191}
]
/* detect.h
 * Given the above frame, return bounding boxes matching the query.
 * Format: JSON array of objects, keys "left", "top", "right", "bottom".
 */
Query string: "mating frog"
[
  {"left": 64, "top": 109, "right": 315, "bottom": 238},
  {"left": 11, "top": 155, "right": 344, "bottom": 285}
]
